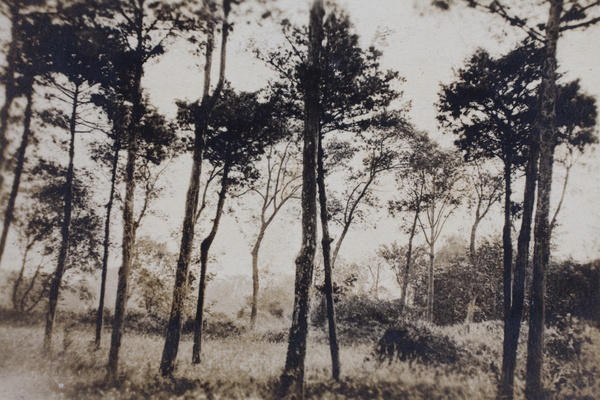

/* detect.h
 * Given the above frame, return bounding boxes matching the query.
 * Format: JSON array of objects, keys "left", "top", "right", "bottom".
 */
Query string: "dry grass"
[{"left": 0, "top": 319, "right": 597, "bottom": 399}]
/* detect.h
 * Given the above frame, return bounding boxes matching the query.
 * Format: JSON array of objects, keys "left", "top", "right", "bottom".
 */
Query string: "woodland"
[{"left": 0, "top": 0, "right": 599, "bottom": 399}]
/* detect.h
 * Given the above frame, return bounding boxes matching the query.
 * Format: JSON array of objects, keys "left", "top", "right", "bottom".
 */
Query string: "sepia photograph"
[{"left": 0, "top": 0, "right": 599, "bottom": 398}]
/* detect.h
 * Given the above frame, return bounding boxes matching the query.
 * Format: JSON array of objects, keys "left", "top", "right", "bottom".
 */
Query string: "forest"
[{"left": 0, "top": 0, "right": 599, "bottom": 399}]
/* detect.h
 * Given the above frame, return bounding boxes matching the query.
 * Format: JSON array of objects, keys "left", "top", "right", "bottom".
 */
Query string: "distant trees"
[{"left": 247, "top": 137, "right": 301, "bottom": 329}]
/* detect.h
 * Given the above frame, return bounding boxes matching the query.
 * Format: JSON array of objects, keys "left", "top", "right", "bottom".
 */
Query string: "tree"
[
  {"left": 160, "top": 0, "right": 231, "bottom": 377},
  {"left": 262, "top": 6, "right": 404, "bottom": 382},
  {"left": 438, "top": 35, "right": 597, "bottom": 399},
  {"left": 39, "top": 8, "right": 107, "bottom": 354},
  {"left": 278, "top": 0, "right": 323, "bottom": 396},
  {"left": 438, "top": 41, "right": 540, "bottom": 346},
  {"left": 9, "top": 159, "right": 102, "bottom": 316},
  {"left": 0, "top": 0, "right": 44, "bottom": 192},
  {"left": 101, "top": 0, "right": 181, "bottom": 382},
  {"left": 247, "top": 137, "right": 301, "bottom": 329},
  {"left": 415, "top": 145, "right": 463, "bottom": 322},
  {"left": 190, "top": 88, "right": 278, "bottom": 364},
  {"left": 388, "top": 131, "right": 434, "bottom": 313}
]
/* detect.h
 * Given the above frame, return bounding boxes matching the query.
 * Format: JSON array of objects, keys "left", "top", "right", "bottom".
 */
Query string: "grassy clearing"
[{"left": 0, "top": 318, "right": 598, "bottom": 399}]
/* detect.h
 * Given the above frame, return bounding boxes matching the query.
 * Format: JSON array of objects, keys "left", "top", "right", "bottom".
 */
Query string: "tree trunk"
[
  {"left": 160, "top": 0, "right": 230, "bottom": 375},
  {"left": 279, "top": 1, "right": 323, "bottom": 397},
  {"left": 0, "top": 79, "right": 33, "bottom": 267},
  {"left": 469, "top": 213, "right": 481, "bottom": 265},
  {"left": 192, "top": 164, "right": 230, "bottom": 364},
  {"left": 526, "top": 2, "right": 562, "bottom": 399},
  {"left": 317, "top": 132, "right": 340, "bottom": 381},
  {"left": 401, "top": 196, "right": 421, "bottom": 313},
  {"left": 160, "top": 112, "right": 207, "bottom": 375},
  {"left": 43, "top": 83, "right": 79, "bottom": 354},
  {"left": 106, "top": 48, "right": 144, "bottom": 380},
  {"left": 94, "top": 139, "right": 120, "bottom": 349},
  {"left": 250, "top": 227, "right": 266, "bottom": 329},
  {"left": 106, "top": 131, "right": 137, "bottom": 382},
  {"left": 427, "top": 242, "right": 434, "bottom": 322},
  {"left": 501, "top": 156, "right": 513, "bottom": 329},
  {"left": 497, "top": 130, "right": 540, "bottom": 400},
  {"left": 0, "top": 4, "right": 20, "bottom": 193}
]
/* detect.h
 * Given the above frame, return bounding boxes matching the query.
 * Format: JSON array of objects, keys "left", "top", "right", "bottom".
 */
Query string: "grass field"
[{"left": 0, "top": 317, "right": 598, "bottom": 399}]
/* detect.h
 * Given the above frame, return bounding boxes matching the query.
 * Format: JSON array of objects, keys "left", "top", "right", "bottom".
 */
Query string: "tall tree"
[
  {"left": 28, "top": 9, "right": 107, "bottom": 354},
  {"left": 435, "top": 0, "right": 600, "bottom": 397},
  {"left": 102, "top": 0, "right": 180, "bottom": 382},
  {"left": 190, "top": 88, "right": 278, "bottom": 363},
  {"left": 278, "top": 0, "right": 323, "bottom": 396},
  {"left": 160, "top": 0, "right": 231, "bottom": 376},
  {"left": 262, "top": 6, "right": 403, "bottom": 382}
]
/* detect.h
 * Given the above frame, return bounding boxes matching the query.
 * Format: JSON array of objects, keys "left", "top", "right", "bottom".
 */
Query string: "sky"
[
  {"left": 140, "top": 0, "right": 600, "bottom": 275},
  {"left": 1, "top": 0, "right": 600, "bottom": 309}
]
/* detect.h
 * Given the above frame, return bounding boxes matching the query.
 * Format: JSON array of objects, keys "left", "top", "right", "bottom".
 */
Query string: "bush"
[
  {"left": 375, "top": 319, "right": 464, "bottom": 365},
  {"left": 311, "top": 294, "right": 404, "bottom": 345}
]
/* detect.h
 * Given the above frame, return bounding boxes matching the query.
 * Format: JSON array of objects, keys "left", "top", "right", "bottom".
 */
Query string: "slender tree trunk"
[
  {"left": 250, "top": 227, "right": 266, "bottom": 329},
  {"left": 279, "top": 1, "right": 323, "bottom": 397},
  {"left": 501, "top": 156, "right": 513, "bottom": 326},
  {"left": 161, "top": 1, "right": 230, "bottom": 375},
  {"left": 106, "top": 131, "right": 137, "bottom": 382},
  {"left": 107, "top": 50, "right": 144, "bottom": 380},
  {"left": 497, "top": 134, "right": 540, "bottom": 400},
  {"left": 526, "top": 2, "right": 562, "bottom": 399},
  {"left": 427, "top": 241, "right": 434, "bottom": 322},
  {"left": 0, "top": 5, "right": 20, "bottom": 193},
  {"left": 43, "top": 83, "right": 79, "bottom": 354},
  {"left": 12, "top": 244, "right": 31, "bottom": 312},
  {"left": 192, "top": 164, "right": 230, "bottom": 364},
  {"left": 317, "top": 132, "right": 340, "bottom": 381},
  {"left": 0, "top": 79, "right": 33, "bottom": 267},
  {"left": 469, "top": 214, "right": 481, "bottom": 264},
  {"left": 400, "top": 208, "right": 419, "bottom": 313},
  {"left": 94, "top": 140, "right": 120, "bottom": 349}
]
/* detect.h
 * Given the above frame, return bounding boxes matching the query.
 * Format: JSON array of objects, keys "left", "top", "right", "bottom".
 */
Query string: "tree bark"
[
  {"left": 501, "top": 155, "right": 513, "bottom": 330},
  {"left": 400, "top": 208, "right": 419, "bottom": 313},
  {"left": 317, "top": 132, "right": 340, "bottom": 381},
  {"left": 0, "top": 4, "right": 20, "bottom": 193},
  {"left": 526, "top": 2, "right": 562, "bottom": 399},
  {"left": 106, "top": 37, "right": 145, "bottom": 379},
  {"left": 160, "top": 0, "right": 230, "bottom": 376},
  {"left": 497, "top": 132, "right": 540, "bottom": 400},
  {"left": 427, "top": 241, "right": 434, "bottom": 322},
  {"left": 106, "top": 128, "right": 138, "bottom": 382},
  {"left": 94, "top": 139, "right": 120, "bottom": 349},
  {"left": 250, "top": 226, "right": 266, "bottom": 329},
  {"left": 43, "top": 83, "right": 79, "bottom": 354},
  {"left": 192, "top": 163, "right": 230, "bottom": 364},
  {"left": 0, "top": 79, "right": 33, "bottom": 267},
  {"left": 279, "top": 1, "right": 323, "bottom": 397}
]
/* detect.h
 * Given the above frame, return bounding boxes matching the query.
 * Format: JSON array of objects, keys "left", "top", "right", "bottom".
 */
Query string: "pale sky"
[{"left": 141, "top": 0, "right": 600, "bottom": 276}]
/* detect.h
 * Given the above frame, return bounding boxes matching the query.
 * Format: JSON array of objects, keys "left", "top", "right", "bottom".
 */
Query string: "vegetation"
[{"left": 0, "top": 0, "right": 599, "bottom": 399}]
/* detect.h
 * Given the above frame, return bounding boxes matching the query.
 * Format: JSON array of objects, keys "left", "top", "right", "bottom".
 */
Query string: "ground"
[{"left": 0, "top": 317, "right": 597, "bottom": 399}]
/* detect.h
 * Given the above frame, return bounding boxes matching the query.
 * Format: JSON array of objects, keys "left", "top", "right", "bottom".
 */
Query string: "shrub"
[{"left": 375, "top": 319, "right": 464, "bottom": 365}]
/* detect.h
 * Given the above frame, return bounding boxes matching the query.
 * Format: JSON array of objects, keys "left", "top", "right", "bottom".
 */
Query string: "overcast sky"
[{"left": 136, "top": 0, "right": 600, "bottom": 279}]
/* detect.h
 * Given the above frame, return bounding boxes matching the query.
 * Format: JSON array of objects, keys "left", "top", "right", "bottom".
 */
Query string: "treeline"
[{"left": 0, "top": 0, "right": 599, "bottom": 399}]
